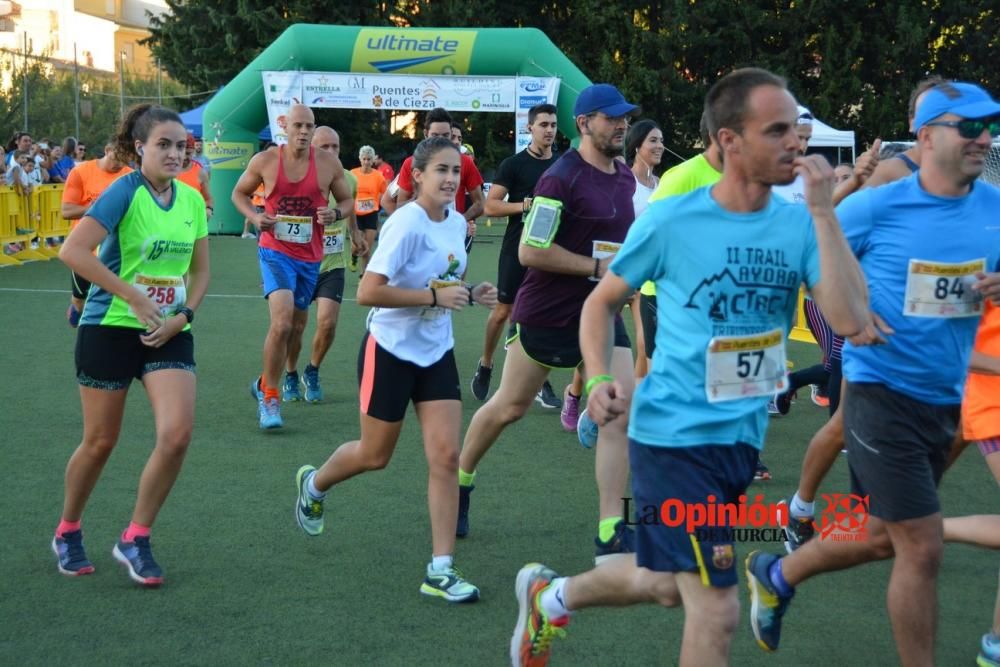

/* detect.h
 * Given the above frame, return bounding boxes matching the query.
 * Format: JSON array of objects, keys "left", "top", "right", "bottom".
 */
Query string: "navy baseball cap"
[
  {"left": 574, "top": 84, "right": 639, "bottom": 118},
  {"left": 913, "top": 82, "right": 1000, "bottom": 131}
]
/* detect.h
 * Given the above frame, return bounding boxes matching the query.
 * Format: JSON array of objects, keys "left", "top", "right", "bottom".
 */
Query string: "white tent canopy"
[{"left": 810, "top": 117, "right": 855, "bottom": 148}]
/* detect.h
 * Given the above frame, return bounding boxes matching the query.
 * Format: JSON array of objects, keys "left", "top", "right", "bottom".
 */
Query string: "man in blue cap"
[
  {"left": 747, "top": 81, "right": 1000, "bottom": 665},
  {"left": 457, "top": 83, "right": 639, "bottom": 560}
]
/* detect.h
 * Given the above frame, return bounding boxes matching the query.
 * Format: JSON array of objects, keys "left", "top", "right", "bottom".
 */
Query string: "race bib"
[
  {"left": 590, "top": 240, "right": 622, "bottom": 282},
  {"left": 705, "top": 328, "right": 787, "bottom": 403},
  {"left": 357, "top": 198, "right": 376, "bottom": 213},
  {"left": 422, "top": 278, "right": 461, "bottom": 320},
  {"left": 132, "top": 273, "right": 186, "bottom": 318},
  {"left": 273, "top": 215, "right": 313, "bottom": 244},
  {"left": 323, "top": 225, "right": 345, "bottom": 256},
  {"left": 903, "top": 258, "right": 985, "bottom": 318}
]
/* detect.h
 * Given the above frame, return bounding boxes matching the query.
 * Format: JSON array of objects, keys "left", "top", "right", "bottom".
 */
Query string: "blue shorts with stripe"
[
  {"left": 259, "top": 246, "right": 320, "bottom": 311},
  {"left": 629, "top": 439, "right": 758, "bottom": 587}
]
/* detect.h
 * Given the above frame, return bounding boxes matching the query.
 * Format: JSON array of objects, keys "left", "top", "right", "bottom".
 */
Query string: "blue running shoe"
[
  {"left": 577, "top": 408, "right": 598, "bottom": 449},
  {"left": 980, "top": 632, "right": 1000, "bottom": 667},
  {"left": 258, "top": 394, "right": 283, "bottom": 429},
  {"left": 745, "top": 550, "right": 793, "bottom": 652},
  {"left": 594, "top": 520, "right": 634, "bottom": 565},
  {"left": 456, "top": 485, "right": 474, "bottom": 538},
  {"left": 250, "top": 377, "right": 262, "bottom": 401},
  {"left": 112, "top": 536, "right": 163, "bottom": 587},
  {"left": 283, "top": 371, "right": 303, "bottom": 402},
  {"left": 302, "top": 365, "right": 323, "bottom": 403},
  {"left": 52, "top": 530, "right": 95, "bottom": 576},
  {"left": 420, "top": 562, "right": 480, "bottom": 603}
]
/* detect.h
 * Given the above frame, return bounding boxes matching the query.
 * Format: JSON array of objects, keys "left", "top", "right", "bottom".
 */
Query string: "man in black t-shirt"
[{"left": 470, "top": 104, "right": 559, "bottom": 402}]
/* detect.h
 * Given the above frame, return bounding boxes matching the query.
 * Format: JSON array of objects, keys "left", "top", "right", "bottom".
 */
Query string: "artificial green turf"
[{"left": 1, "top": 232, "right": 996, "bottom": 666}]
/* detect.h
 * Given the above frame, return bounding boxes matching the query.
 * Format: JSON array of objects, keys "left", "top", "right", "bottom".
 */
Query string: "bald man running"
[{"left": 232, "top": 105, "right": 354, "bottom": 429}]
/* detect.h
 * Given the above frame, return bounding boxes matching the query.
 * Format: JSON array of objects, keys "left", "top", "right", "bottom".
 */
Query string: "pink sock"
[
  {"left": 122, "top": 522, "right": 151, "bottom": 543},
  {"left": 56, "top": 519, "right": 81, "bottom": 537}
]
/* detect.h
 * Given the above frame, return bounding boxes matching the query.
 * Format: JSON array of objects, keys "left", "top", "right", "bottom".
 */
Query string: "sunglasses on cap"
[{"left": 924, "top": 117, "right": 1000, "bottom": 139}]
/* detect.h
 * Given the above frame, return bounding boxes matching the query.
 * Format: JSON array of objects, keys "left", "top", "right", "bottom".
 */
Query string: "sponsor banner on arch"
[
  {"left": 262, "top": 71, "right": 304, "bottom": 145},
  {"left": 301, "top": 72, "right": 518, "bottom": 112},
  {"left": 350, "top": 28, "right": 477, "bottom": 75},
  {"left": 514, "top": 77, "right": 561, "bottom": 152}
]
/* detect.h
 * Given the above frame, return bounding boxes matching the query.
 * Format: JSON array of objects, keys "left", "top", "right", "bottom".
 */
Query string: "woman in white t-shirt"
[{"left": 292, "top": 136, "right": 497, "bottom": 603}]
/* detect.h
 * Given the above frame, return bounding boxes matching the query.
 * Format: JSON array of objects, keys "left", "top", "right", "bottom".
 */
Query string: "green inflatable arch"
[{"left": 203, "top": 24, "right": 591, "bottom": 233}]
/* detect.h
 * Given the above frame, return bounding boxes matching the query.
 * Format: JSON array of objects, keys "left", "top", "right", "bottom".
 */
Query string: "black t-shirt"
[{"left": 493, "top": 149, "right": 559, "bottom": 249}]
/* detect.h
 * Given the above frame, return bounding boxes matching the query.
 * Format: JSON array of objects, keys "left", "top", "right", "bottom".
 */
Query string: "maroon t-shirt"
[{"left": 512, "top": 149, "right": 636, "bottom": 328}]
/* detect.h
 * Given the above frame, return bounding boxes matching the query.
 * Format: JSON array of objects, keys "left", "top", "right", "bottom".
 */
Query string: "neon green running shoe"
[
  {"left": 294, "top": 465, "right": 324, "bottom": 536},
  {"left": 419, "top": 563, "right": 480, "bottom": 603}
]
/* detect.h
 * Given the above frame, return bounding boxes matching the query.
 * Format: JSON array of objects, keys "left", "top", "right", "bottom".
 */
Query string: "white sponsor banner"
[
  {"left": 514, "top": 77, "right": 561, "bottom": 152},
  {"left": 262, "top": 71, "right": 304, "bottom": 145},
  {"left": 301, "top": 72, "right": 517, "bottom": 112}
]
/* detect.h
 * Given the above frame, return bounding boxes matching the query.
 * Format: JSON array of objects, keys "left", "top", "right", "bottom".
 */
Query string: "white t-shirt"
[
  {"left": 772, "top": 175, "right": 806, "bottom": 204},
  {"left": 366, "top": 202, "right": 468, "bottom": 366},
  {"left": 632, "top": 176, "right": 658, "bottom": 218}
]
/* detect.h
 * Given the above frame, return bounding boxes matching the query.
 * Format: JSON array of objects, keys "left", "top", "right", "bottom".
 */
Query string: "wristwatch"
[
  {"left": 334, "top": 207, "right": 344, "bottom": 221},
  {"left": 177, "top": 307, "right": 195, "bottom": 324}
]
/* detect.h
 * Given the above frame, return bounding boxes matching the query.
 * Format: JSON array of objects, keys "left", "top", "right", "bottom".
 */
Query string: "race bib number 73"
[
  {"left": 903, "top": 258, "right": 985, "bottom": 318},
  {"left": 273, "top": 215, "right": 313, "bottom": 244},
  {"left": 705, "top": 328, "right": 787, "bottom": 403}
]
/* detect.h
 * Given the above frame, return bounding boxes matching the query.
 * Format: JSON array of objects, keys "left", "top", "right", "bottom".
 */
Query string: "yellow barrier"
[
  {"left": 789, "top": 286, "right": 817, "bottom": 345},
  {"left": 0, "top": 183, "right": 67, "bottom": 266}
]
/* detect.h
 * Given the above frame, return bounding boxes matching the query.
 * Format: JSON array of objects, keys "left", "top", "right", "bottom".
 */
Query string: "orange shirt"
[
  {"left": 176, "top": 162, "right": 206, "bottom": 201},
  {"left": 62, "top": 159, "right": 133, "bottom": 212},
  {"left": 350, "top": 168, "right": 387, "bottom": 215},
  {"left": 963, "top": 301, "right": 1000, "bottom": 441},
  {"left": 251, "top": 183, "right": 266, "bottom": 208}
]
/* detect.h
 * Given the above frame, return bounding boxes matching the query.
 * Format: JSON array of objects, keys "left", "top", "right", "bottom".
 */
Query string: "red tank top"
[{"left": 259, "top": 145, "right": 327, "bottom": 263}]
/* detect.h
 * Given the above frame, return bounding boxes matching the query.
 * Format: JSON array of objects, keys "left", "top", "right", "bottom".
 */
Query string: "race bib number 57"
[
  {"left": 904, "top": 258, "right": 985, "bottom": 318},
  {"left": 705, "top": 328, "right": 787, "bottom": 403}
]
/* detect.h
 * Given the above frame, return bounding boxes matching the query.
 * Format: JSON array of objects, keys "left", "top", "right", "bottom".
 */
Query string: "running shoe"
[
  {"left": 66, "top": 304, "right": 81, "bottom": 328},
  {"left": 456, "top": 484, "right": 474, "bottom": 538},
  {"left": 302, "top": 365, "right": 323, "bottom": 403},
  {"left": 777, "top": 499, "right": 815, "bottom": 553},
  {"left": 258, "top": 394, "right": 283, "bottom": 429},
  {"left": 282, "top": 371, "right": 303, "bottom": 402},
  {"left": 241, "top": 231, "right": 256, "bottom": 239},
  {"left": 249, "top": 377, "right": 262, "bottom": 401},
  {"left": 511, "top": 563, "right": 569, "bottom": 667},
  {"left": 348, "top": 254, "right": 359, "bottom": 272},
  {"left": 420, "top": 563, "right": 480, "bottom": 603},
  {"left": 52, "top": 530, "right": 95, "bottom": 576},
  {"left": 754, "top": 460, "right": 772, "bottom": 481},
  {"left": 112, "top": 536, "right": 163, "bottom": 587},
  {"left": 774, "top": 389, "right": 794, "bottom": 416},
  {"left": 560, "top": 387, "right": 580, "bottom": 432},
  {"left": 978, "top": 632, "right": 1000, "bottom": 667},
  {"left": 594, "top": 520, "right": 634, "bottom": 565},
  {"left": 810, "top": 384, "right": 830, "bottom": 408},
  {"left": 295, "top": 465, "right": 324, "bottom": 536},
  {"left": 470, "top": 360, "right": 492, "bottom": 401},
  {"left": 767, "top": 397, "right": 782, "bottom": 416},
  {"left": 535, "top": 380, "right": 562, "bottom": 409},
  {"left": 745, "top": 550, "right": 793, "bottom": 652},
  {"left": 577, "top": 408, "right": 599, "bottom": 449}
]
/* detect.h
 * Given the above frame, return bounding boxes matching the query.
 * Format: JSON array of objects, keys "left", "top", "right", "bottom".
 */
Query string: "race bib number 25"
[
  {"left": 904, "top": 258, "right": 985, "bottom": 318},
  {"left": 705, "top": 328, "right": 787, "bottom": 403}
]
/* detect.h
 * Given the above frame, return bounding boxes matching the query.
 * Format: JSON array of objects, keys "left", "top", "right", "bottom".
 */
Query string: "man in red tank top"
[{"left": 232, "top": 104, "right": 355, "bottom": 429}]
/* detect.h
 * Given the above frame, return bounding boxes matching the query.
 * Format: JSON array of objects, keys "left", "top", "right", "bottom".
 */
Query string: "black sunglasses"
[{"left": 924, "top": 118, "right": 1000, "bottom": 139}]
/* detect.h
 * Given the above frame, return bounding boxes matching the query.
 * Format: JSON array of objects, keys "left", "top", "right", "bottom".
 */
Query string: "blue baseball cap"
[
  {"left": 913, "top": 82, "right": 1000, "bottom": 131},
  {"left": 573, "top": 84, "right": 639, "bottom": 118}
]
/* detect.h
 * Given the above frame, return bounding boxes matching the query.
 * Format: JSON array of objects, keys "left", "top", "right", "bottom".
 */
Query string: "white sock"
[
  {"left": 306, "top": 473, "right": 326, "bottom": 500},
  {"left": 790, "top": 492, "right": 814, "bottom": 518},
  {"left": 539, "top": 577, "right": 571, "bottom": 618},
  {"left": 431, "top": 554, "right": 453, "bottom": 571}
]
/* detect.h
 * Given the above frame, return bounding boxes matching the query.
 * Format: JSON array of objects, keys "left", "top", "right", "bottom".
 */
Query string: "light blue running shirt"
[
  {"left": 839, "top": 173, "right": 1000, "bottom": 405},
  {"left": 611, "top": 186, "right": 821, "bottom": 449}
]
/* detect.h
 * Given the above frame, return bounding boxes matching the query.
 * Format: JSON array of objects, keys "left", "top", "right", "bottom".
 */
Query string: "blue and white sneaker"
[
  {"left": 282, "top": 371, "right": 303, "bottom": 402},
  {"left": 420, "top": 562, "right": 480, "bottom": 603},
  {"left": 980, "top": 632, "right": 1000, "bottom": 667},
  {"left": 52, "top": 530, "right": 95, "bottom": 576},
  {"left": 249, "top": 377, "right": 262, "bottom": 401},
  {"left": 746, "top": 550, "right": 793, "bottom": 652},
  {"left": 295, "top": 465, "right": 324, "bottom": 536},
  {"left": 258, "top": 394, "right": 283, "bottom": 429},
  {"left": 302, "top": 365, "right": 323, "bottom": 403},
  {"left": 112, "top": 536, "right": 163, "bottom": 587},
  {"left": 577, "top": 408, "right": 598, "bottom": 449}
]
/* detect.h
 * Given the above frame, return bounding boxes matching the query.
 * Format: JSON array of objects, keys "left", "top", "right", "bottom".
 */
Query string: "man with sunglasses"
[
  {"left": 748, "top": 81, "right": 1000, "bottom": 666},
  {"left": 458, "top": 84, "right": 638, "bottom": 563}
]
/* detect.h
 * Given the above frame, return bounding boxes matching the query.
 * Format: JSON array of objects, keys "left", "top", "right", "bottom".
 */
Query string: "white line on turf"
[{"left": 0, "top": 287, "right": 359, "bottom": 302}]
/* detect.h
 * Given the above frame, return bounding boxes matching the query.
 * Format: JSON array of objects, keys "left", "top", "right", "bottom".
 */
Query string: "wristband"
[
  {"left": 585, "top": 374, "right": 615, "bottom": 395},
  {"left": 430, "top": 287, "right": 437, "bottom": 307},
  {"left": 467, "top": 284, "right": 475, "bottom": 306},
  {"left": 593, "top": 257, "right": 601, "bottom": 279},
  {"left": 335, "top": 207, "right": 344, "bottom": 221}
]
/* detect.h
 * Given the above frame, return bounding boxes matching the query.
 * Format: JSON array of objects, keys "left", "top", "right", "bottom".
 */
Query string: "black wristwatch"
[
  {"left": 176, "top": 307, "right": 195, "bottom": 324},
  {"left": 334, "top": 207, "right": 344, "bottom": 221}
]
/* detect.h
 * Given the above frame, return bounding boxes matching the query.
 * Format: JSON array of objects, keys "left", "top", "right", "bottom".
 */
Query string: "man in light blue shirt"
[{"left": 747, "top": 81, "right": 1000, "bottom": 665}]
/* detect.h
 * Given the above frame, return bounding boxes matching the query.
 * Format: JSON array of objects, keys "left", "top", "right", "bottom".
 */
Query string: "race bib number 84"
[
  {"left": 904, "top": 258, "right": 985, "bottom": 318},
  {"left": 705, "top": 328, "right": 787, "bottom": 403}
]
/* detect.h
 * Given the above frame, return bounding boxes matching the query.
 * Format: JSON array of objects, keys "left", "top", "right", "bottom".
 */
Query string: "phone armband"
[{"left": 521, "top": 196, "right": 562, "bottom": 249}]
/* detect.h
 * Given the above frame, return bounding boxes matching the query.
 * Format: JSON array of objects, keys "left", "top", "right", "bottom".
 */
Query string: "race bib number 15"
[
  {"left": 904, "top": 258, "right": 985, "bottom": 318},
  {"left": 705, "top": 328, "right": 787, "bottom": 403}
]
